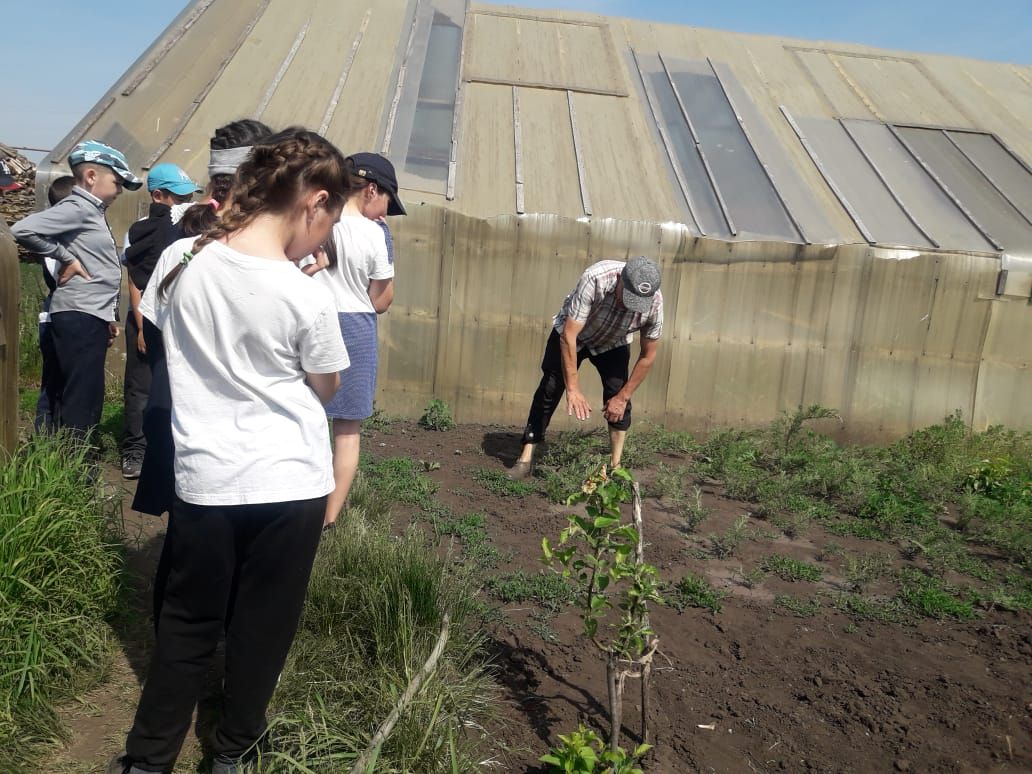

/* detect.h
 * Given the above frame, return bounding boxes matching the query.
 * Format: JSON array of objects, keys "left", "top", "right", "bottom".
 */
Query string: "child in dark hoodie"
[{"left": 120, "top": 164, "right": 201, "bottom": 479}]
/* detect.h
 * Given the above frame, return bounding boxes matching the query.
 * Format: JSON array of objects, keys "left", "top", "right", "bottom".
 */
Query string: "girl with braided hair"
[{"left": 113, "top": 128, "right": 353, "bottom": 774}]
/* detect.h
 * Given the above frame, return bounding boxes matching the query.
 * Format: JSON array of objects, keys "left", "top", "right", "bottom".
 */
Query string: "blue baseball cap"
[
  {"left": 68, "top": 140, "right": 143, "bottom": 190},
  {"left": 147, "top": 163, "right": 202, "bottom": 195}
]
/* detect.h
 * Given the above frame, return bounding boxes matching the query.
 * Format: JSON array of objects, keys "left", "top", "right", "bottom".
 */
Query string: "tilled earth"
[{"left": 45, "top": 421, "right": 1031, "bottom": 773}]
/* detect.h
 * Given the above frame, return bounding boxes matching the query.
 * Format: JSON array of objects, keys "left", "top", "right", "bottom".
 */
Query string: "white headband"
[{"left": 207, "top": 146, "right": 253, "bottom": 177}]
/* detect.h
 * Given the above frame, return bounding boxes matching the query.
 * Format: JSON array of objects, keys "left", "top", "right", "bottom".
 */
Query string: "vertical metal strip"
[
  {"left": 145, "top": 1, "right": 271, "bottom": 168},
  {"left": 513, "top": 86, "right": 525, "bottom": 214},
  {"left": 319, "top": 10, "right": 371, "bottom": 135},
  {"left": 254, "top": 18, "right": 311, "bottom": 120},
  {"left": 382, "top": 1, "right": 423, "bottom": 154},
  {"left": 838, "top": 119, "right": 938, "bottom": 247},
  {"left": 660, "top": 54, "right": 735, "bottom": 235},
  {"left": 567, "top": 90, "right": 592, "bottom": 217},
  {"left": 446, "top": 3, "right": 471, "bottom": 201},
  {"left": 780, "top": 105, "right": 875, "bottom": 245},
  {"left": 942, "top": 130, "right": 1032, "bottom": 227},
  {"left": 887, "top": 125, "right": 1004, "bottom": 251},
  {"left": 631, "top": 49, "right": 703, "bottom": 235},
  {"left": 707, "top": 57, "right": 810, "bottom": 244},
  {"left": 122, "top": 0, "right": 217, "bottom": 96}
]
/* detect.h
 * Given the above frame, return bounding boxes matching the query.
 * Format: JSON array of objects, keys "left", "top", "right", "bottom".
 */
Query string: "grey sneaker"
[
  {"left": 508, "top": 460, "right": 533, "bottom": 480},
  {"left": 122, "top": 457, "right": 143, "bottom": 480}
]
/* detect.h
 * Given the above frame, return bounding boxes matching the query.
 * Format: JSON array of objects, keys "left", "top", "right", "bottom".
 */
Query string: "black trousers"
[
  {"left": 33, "top": 319, "right": 59, "bottom": 433},
  {"left": 122, "top": 312, "right": 151, "bottom": 461},
  {"left": 124, "top": 496, "right": 325, "bottom": 771},
  {"left": 133, "top": 319, "right": 175, "bottom": 517},
  {"left": 48, "top": 311, "right": 109, "bottom": 438},
  {"left": 522, "top": 329, "right": 632, "bottom": 445}
]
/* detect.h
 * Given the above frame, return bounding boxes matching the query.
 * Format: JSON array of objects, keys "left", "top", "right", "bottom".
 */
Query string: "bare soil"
[{"left": 45, "top": 422, "right": 1031, "bottom": 773}]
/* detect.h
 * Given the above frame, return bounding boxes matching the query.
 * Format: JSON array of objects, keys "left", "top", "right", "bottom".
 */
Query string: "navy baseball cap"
[
  {"left": 147, "top": 163, "right": 202, "bottom": 195},
  {"left": 68, "top": 140, "right": 143, "bottom": 190},
  {"left": 348, "top": 152, "right": 406, "bottom": 216}
]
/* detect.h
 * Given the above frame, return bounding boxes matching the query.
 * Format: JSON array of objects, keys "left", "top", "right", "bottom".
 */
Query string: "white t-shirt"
[
  {"left": 139, "top": 237, "right": 194, "bottom": 324},
  {"left": 153, "top": 240, "right": 350, "bottom": 505},
  {"left": 316, "top": 214, "right": 394, "bottom": 314}
]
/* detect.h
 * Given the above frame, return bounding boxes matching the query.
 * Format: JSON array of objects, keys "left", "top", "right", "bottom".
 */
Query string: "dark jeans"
[
  {"left": 122, "top": 312, "right": 151, "bottom": 462},
  {"left": 124, "top": 496, "right": 325, "bottom": 771},
  {"left": 522, "top": 329, "right": 631, "bottom": 445},
  {"left": 33, "top": 320, "right": 59, "bottom": 433},
  {"left": 49, "top": 311, "right": 109, "bottom": 439}
]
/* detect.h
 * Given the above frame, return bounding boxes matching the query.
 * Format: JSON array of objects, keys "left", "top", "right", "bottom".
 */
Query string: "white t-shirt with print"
[
  {"left": 154, "top": 240, "right": 350, "bottom": 506},
  {"left": 316, "top": 214, "right": 394, "bottom": 314}
]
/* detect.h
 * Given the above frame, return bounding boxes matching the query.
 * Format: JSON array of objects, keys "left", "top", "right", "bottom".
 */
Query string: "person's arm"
[
  {"left": 561, "top": 318, "right": 592, "bottom": 420},
  {"left": 11, "top": 203, "right": 91, "bottom": 283},
  {"left": 128, "top": 279, "right": 146, "bottom": 354},
  {"left": 305, "top": 371, "right": 341, "bottom": 404},
  {"left": 603, "top": 337, "right": 659, "bottom": 423},
  {"left": 368, "top": 278, "right": 394, "bottom": 314}
]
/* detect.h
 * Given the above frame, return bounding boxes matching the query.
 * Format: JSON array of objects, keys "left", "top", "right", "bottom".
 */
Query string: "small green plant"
[
  {"left": 542, "top": 466, "right": 662, "bottom": 753},
  {"left": 365, "top": 405, "right": 394, "bottom": 432},
  {"left": 897, "top": 569, "right": 976, "bottom": 620},
  {"left": 431, "top": 510, "right": 502, "bottom": 569},
  {"left": 774, "top": 594, "right": 821, "bottom": 618},
  {"left": 831, "top": 593, "right": 907, "bottom": 624},
  {"left": 360, "top": 455, "right": 438, "bottom": 508},
  {"left": 843, "top": 552, "right": 892, "bottom": 592},
  {"left": 708, "top": 515, "right": 751, "bottom": 559},
  {"left": 814, "top": 542, "right": 845, "bottom": 563},
  {"left": 669, "top": 574, "right": 725, "bottom": 613},
  {"left": 472, "top": 467, "right": 536, "bottom": 497},
  {"left": 678, "top": 485, "right": 711, "bottom": 533},
  {"left": 761, "top": 554, "right": 823, "bottom": 583},
  {"left": 734, "top": 565, "right": 767, "bottom": 589},
  {"left": 541, "top": 725, "right": 650, "bottom": 774},
  {"left": 419, "top": 398, "right": 455, "bottom": 431}
]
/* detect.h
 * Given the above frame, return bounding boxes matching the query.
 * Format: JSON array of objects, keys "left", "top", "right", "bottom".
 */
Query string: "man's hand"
[
  {"left": 136, "top": 328, "right": 147, "bottom": 355},
  {"left": 566, "top": 389, "right": 592, "bottom": 421},
  {"left": 604, "top": 394, "right": 628, "bottom": 424},
  {"left": 108, "top": 323, "right": 118, "bottom": 348},
  {"left": 58, "top": 259, "right": 91, "bottom": 285}
]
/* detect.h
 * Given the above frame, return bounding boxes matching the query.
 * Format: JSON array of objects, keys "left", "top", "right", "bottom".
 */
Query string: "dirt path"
[{"left": 44, "top": 423, "right": 1031, "bottom": 773}]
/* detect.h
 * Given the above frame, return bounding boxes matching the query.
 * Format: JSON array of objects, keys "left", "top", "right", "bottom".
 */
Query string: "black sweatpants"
[
  {"left": 49, "top": 310, "right": 109, "bottom": 439},
  {"left": 522, "top": 329, "right": 631, "bottom": 445},
  {"left": 124, "top": 496, "right": 325, "bottom": 771},
  {"left": 122, "top": 312, "right": 151, "bottom": 462}
]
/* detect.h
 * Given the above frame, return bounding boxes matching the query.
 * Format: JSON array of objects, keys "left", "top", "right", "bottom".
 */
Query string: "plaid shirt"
[{"left": 553, "top": 260, "right": 663, "bottom": 355}]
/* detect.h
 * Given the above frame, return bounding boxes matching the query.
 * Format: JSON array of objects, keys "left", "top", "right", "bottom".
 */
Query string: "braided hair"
[{"left": 160, "top": 127, "right": 354, "bottom": 295}]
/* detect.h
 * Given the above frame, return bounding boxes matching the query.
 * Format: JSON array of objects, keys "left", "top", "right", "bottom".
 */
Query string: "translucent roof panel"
[
  {"left": 945, "top": 131, "right": 1032, "bottom": 220},
  {"left": 841, "top": 119, "right": 995, "bottom": 252},
  {"left": 897, "top": 126, "right": 1032, "bottom": 254},
  {"left": 666, "top": 58, "right": 800, "bottom": 242},
  {"left": 793, "top": 116, "right": 933, "bottom": 248}
]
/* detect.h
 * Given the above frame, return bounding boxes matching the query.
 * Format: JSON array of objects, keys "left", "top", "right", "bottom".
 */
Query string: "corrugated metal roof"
[{"left": 37, "top": 0, "right": 1032, "bottom": 254}]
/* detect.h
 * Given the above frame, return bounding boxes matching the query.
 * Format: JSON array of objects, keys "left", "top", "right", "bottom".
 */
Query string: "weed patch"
[
  {"left": 419, "top": 398, "right": 455, "bottom": 431},
  {"left": 669, "top": 574, "right": 725, "bottom": 613},
  {"left": 472, "top": 467, "right": 536, "bottom": 498},
  {"left": 487, "top": 570, "right": 577, "bottom": 614},
  {"left": 761, "top": 555, "right": 823, "bottom": 583},
  {"left": 897, "top": 569, "right": 976, "bottom": 620},
  {"left": 774, "top": 595, "right": 821, "bottom": 618}
]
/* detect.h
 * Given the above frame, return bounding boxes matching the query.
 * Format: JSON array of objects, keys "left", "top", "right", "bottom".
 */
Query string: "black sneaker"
[{"left": 122, "top": 458, "right": 143, "bottom": 480}]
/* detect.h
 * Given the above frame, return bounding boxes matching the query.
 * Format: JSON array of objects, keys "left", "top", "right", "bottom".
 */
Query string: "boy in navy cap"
[
  {"left": 11, "top": 139, "right": 142, "bottom": 442},
  {"left": 120, "top": 163, "right": 201, "bottom": 478}
]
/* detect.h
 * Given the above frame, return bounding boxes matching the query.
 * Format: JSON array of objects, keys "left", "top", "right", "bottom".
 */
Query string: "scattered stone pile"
[{"left": 1, "top": 143, "right": 37, "bottom": 228}]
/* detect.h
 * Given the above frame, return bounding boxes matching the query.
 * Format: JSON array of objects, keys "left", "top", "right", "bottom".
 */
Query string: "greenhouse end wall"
[{"left": 377, "top": 205, "right": 1029, "bottom": 441}]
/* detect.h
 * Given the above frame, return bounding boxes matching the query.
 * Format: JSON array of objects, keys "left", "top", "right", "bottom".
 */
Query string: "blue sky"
[{"left": 2, "top": 0, "right": 1028, "bottom": 161}]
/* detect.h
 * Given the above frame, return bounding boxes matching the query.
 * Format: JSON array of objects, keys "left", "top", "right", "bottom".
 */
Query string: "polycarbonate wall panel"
[
  {"left": 666, "top": 59, "right": 799, "bottom": 241},
  {"left": 897, "top": 127, "right": 1032, "bottom": 254},
  {"left": 946, "top": 131, "right": 1032, "bottom": 218},
  {"left": 641, "top": 60, "right": 727, "bottom": 237},
  {"left": 406, "top": 13, "right": 462, "bottom": 182},
  {"left": 841, "top": 120, "right": 995, "bottom": 252},
  {"left": 796, "top": 116, "right": 932, "bottom": 248}
]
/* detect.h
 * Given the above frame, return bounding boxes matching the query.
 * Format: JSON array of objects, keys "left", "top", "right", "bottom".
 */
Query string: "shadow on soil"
[{"left": 481, "top": 430, "right": 525, "bottom": 468}]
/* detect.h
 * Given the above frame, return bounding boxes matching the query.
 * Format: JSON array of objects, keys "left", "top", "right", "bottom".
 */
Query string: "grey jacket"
[{"left": 11, "top": 186, "right": 120, "bottom": 321}]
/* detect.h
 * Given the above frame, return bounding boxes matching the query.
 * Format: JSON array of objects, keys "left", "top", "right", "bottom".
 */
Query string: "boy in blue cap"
[
  {"left": 11, "top": 139, "right": 142, "bottom": 442},
  {"left": 120, "top": 163, "right": 201, "bottom": 478}
]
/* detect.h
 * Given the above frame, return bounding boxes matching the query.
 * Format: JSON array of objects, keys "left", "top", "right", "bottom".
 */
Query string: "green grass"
[
  {"left": 261, "top": 512, "right": 496, "bottom": 772},
  {"left": 486, "top": 570, "right": 577, "bottom": 614},
  {"left": 761, "top": 554, "right": 823, "bottom": 583},
  {"left": 0, "top": 433, "right": 123, "bottom": 771},
  {"left": 17, "top": 261, "right": 47, "bottom": 386},
  {"left": 471, "top": 467, "right": 536, "bottom": 498},
  {"left": 359, "top": 456, "right": 438, "bottom": 509},
  {"left": 897, "top": 569, "right": 976, "bottom": 620},
  {"left": 774, "top": 594, "right": 821, "bottom": 618},
  {"left": 669, "top": 574, "right": 725, "bottom": 613},
  {"left": 429, "top": 509, "right": 504, "bottom": 569}
]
